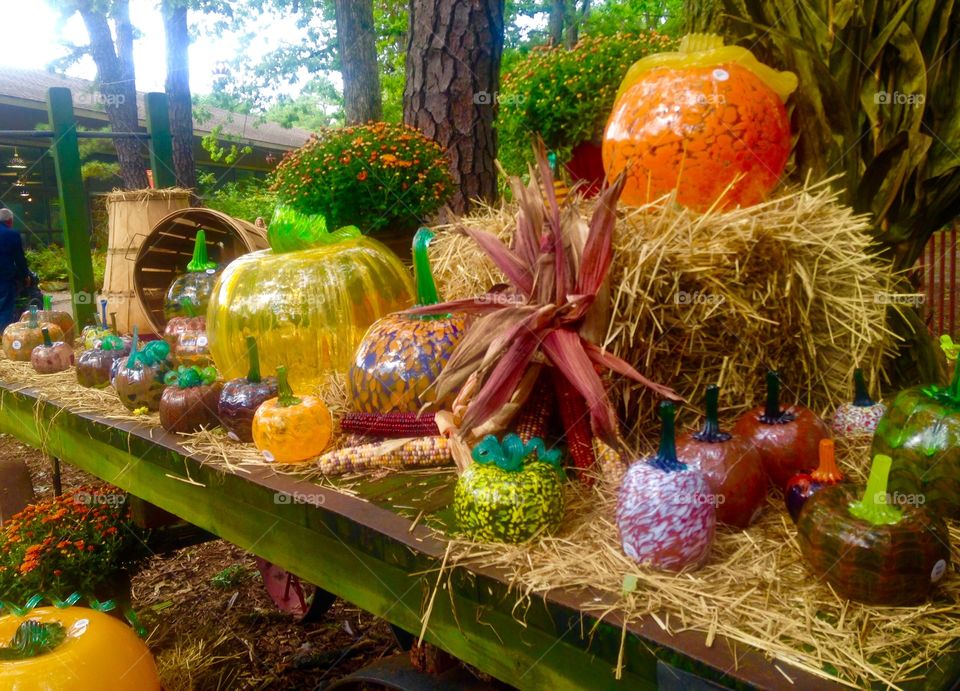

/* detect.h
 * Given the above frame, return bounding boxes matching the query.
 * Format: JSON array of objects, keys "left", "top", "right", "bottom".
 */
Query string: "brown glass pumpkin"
[
  {"left": 163, "top": 298, "right": 211, "bottom": 367},
  {"left": 30, "top": 327, "right": 74, "bottom": 374},
  {"left": 159, "top": 366, "right": 222, "bottom": 434},
  {"left": 3, "top": 307, "right": 62, "bottom": 362}
]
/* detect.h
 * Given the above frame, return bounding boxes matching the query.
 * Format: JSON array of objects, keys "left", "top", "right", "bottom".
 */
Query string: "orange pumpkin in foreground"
[{"left": 252, "top": 365, "right": 332, "bottom": 463}]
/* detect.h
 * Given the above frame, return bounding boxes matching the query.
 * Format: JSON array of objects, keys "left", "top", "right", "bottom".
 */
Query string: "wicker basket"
[{"left": 133, "top": 208, "right": 269, "bottom": 334}]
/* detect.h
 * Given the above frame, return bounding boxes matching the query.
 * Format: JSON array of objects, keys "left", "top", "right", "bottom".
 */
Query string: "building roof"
[{"left": 0, "top": 66, "right": 311, "bottom": 150}]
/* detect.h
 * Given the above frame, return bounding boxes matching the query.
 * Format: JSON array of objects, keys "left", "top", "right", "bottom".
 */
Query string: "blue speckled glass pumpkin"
[
  {"left": 454, "top": 434, "right": 565, "bottom": 543},
  {"left": 349, "top": 228, "right": 466, "bottom": 414}
]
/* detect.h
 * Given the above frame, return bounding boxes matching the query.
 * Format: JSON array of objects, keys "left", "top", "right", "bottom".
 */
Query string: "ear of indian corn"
[
  {"left": 317, "top": 436, "right": 452, "bottom": 476},
  {"left": 552, "top": 371, "right": 597, "bottom": 483},
  {"left": 513, "top": 377, "right": 554, "bottom": 442},
  {"left": 340, "top": 411, "right": 440, "bottom": 438}
]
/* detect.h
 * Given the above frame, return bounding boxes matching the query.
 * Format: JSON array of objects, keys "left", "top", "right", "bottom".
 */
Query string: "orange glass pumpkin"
[
  {"left": 3, "top": 307, "right": 62, "bottom": 362},
  {"left": 0, "top": 606, "right": 161, "bottom": 690},
  {"left": 603, "top": 34, "right": 797, "bottom": 211},
  {"left": 21, "top": 295, "right": 75, "bottom": 343},
  {"left": 252, "top": 365, "right": 332, "bottom": 463}
]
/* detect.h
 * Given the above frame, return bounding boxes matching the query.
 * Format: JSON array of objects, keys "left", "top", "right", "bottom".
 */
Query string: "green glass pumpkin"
[
  {"left": 349, "top": 228, "right": 467, "bottom": 414},
  {"left": 797, "top": 454, "right": 950, "bottom": 605},
  {"left": 113, "top": 327, "right": 173, "bottom": 412},
  {"left": 164, "top": 230, "right": 221, "bottom": 321},
  {"left": 871, "top": 335, "right": 960, "bottom": 519},
  {"left": 454, "top": 434, "right": 565, "bottom": 543}
]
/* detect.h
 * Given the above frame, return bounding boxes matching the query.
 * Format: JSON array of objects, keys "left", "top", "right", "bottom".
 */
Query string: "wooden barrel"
[
  {"left": 134, "top": 208, "right": 269, "bottom": 334},
  {"left": 103, "top": 190, "right": 192, "bottom": 333}
]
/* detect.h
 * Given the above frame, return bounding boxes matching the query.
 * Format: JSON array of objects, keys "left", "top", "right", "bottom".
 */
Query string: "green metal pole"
[
  {"left": 47, "top": 87, "right": 95, "bottom": 328},
  {"left": 145, "top": 92, "right": 176, "bottom": 188}
]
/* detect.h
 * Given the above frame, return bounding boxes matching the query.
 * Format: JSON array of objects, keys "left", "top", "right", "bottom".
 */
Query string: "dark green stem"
[
  {"left": 650, "top": 401, "right": 685, "bottom": 472},
  {"left": 245, "top": 336, "right": 261, "bottom": 383},
  {"left": 100, "top": 299, "right": 108, "bottom": 329},
  {"left": 186, "top": 229, "right": 216, "bottom": 272},
  {"left": 950, "top": 356, "right": 960, "bottom": 401},
  {"left": 27, "top": 306, "right": 37, "bottom": 329},
  {"left": 276, "top": 366, "right": 301, "bottom": 407},
  {"left": 43, "top": 295, "right": 52, "bottom": 311},
  {"left": 110, "top": 313, "right": 118, "bottom": 335},
  {"left": 41, "top": 328, "right": 52, "bottom": 347},
  {"left": 852, "top": 368, "right": 875, "bottom": 407},
  {"left": 759, "top": 370, "right": 795, "bottom": 424},
  {"left": 126, "top": 326, "right": 139, "bottom": 368},
  {"left": 413, "top": 227, "right": 439, "bottom": 307},
  {"left": 692, "top": 384, "right": 731, "bottom": 443},
  {"left": 182, "top": 297, "right": 196, "bottom": 318}
]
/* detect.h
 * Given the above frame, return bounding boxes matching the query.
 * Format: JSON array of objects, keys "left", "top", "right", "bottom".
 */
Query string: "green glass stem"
[
  {"left": 245, "top": 336, "right": 261, "bottom": 383},
  {"left": 186, "top": 229, "right": 216, "bottom": 272},
  {"left": 413, "top": 227, "right": 439, "bottom": 304},
  {"left": 126, "top": 326, "right": 140, "bottom": 368},
  {"left": 276, "top": 366, "right": 301, "bottom": 407},
  {"left": 849, "top": 454, "right": 902, "bottom": 525},
  {"left": 759, "top": 370, "right": 795, "bottom": 424},
  {"left": 100, "top": 299, "right": 108, "bottom": 328},
  {"left": 110, "top": 312, "right": 118, "bottom": 335},
  {"left": 650, "top": 401, "right": 685, "bottom": 472},
  {"left": 852, "top": 368, "right": 875, "bottom": 407},
  {"left": 42, "top": 294, "right": 52, "bottom": 311},
  {"left": 182, "top": 297, "right": 197, "bottom": 318},
  {"left": 41, "top": 328, "right": 52, "bottom": 348},
  {"left": 27, "top": 306, "right": 37, "bottom": 329},
  {"left": 692, "top": 383, "right": 731, "bottom": 443},
  {"left": 949, "top": 355, "right": 960, "bottom": 401}
]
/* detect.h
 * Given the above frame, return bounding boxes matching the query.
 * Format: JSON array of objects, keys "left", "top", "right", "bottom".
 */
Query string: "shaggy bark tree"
[
  {"left": 162, "top": 0, "right": 198, "bottom": 191},
  {"left": 335, "top": 0, "right": 382, "bottom": 124},
  {"left": 403, "top": 0, "right": 505, "bottom": 214}
]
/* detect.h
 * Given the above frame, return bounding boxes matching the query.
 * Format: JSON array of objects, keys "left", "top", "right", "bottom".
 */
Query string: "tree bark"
[
  {"left": 162, "top": 0, "right": 198, "bottom": 192},
  {"left": 684, "top": 0, "right": 725, "bottom": 34},
  {"left": 549, "top": 0, "right": 565, "bottom": 46},
  {"left": 335, "top": 0, "right": 383, "bottom": 124},
  {"left": 78, "top": 0, "right": 149, "bottom": 190},
  {"left": 404, "top": 0, "right": 505, "bottom": 214}
]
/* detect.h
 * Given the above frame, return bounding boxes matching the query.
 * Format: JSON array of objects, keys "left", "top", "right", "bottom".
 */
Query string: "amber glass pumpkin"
[
  {"left": 349, "top": 228, "right": 467, "bottom": 414},
  {"left": 0, "top": 605, "right": 161, "bottom": 691},
  {"left": 163, "top": 298, "right": 211, "bottom": 367},
  {"left": 733, "top": 370, "right": 831, "bottom": 490},
  {"left": 207, "top": 224, "right": 414, "bottom": 390},
  {"left": 113, "top": 327, "right": 173, "bottom": 412},
  {"left": 160, "top": 366, "right": 222, "bottom": 434},
  {"left": 164, "top": 229, "right": 221, "bottom": 320},
  {"left": 675, "top": 384, "right": 766, "bottom": 529},
  {"left": 218, "top": 337, "right": 278, "bottom": 443},
  {"left": 30, "top": 328, "right": 74, "bottom": 374},
  {"left": 603, "top": 34, "right": 797, "bottom": 211},
  {"left": 3, "top": 307, "right": 61, "bottom": 362},
  {"left": 21, "top": 295, "right": 74, "bottom": 342},
  {"left": 252, "top": 366, "right": 332, "bottom": 463}
]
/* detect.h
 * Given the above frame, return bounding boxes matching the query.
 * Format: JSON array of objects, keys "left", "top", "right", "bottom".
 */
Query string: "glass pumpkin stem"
[
  {"left": 186, "top": 229, "right": 216, "bottom": 272},
  {"left": 275, "top": 366, "right": 301, "bottom": 408},
  {"left": 126, "top": 326, "right": 140, "bottom": 368},
  {"left": 810, "top": 438, "right": 843, "bottom": 483},
  {"left": 182, "top": 297, "right": 196, "bottom": 318},
  {"left": 41, "top": 328, "right": 52, "bottom": 347},
  {"left": 110, "top": 312, "right": 118, "bottom": 335},
  {"left": 413, "top": 227, "right": 440, "bottom": 307},
  {"left": 849, "top": 454, "right": 902, "bottom": 526},
  {"left": 43, "top": 294, "right": 52, "bottom": 310},
  {"left": 650, "top": 401, "right": 686, "bottom": 473},
  {"left": 27, "top": 306, "right": 37, "bottom": 329},
  {"left": 692, "top": 384, "right": 731, "bottom": 443},
  {"left": 852, "top": 368, "right": 875, "bottom": 407},
  {"left": 759, "top": 370, "right": 795, "bottom": 424},
  {"left": 100, "top": 299, "right": 108, "bottom": 329},
  {"left": 949, "top": 354, "right": 960, "bottom": 401},
  {"left": 245, "top": 336, "right": 261, "bottom": 383}
]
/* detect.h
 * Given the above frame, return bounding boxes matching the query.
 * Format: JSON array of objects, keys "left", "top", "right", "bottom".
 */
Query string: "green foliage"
[
  {"left": 0, "top": 487, "right": 142, "bottom": 603},
  {"left": 201, "top": 177, "right": 277, "bottom": 223},
  {"left": 201, "top": 125, "right": 253, "bottom": 164},
  {"left": 26, "top": 245, "right": 105, "bottom": 290},
  {"left": 210, "top": 564, "right": 252, "bottom": 589},
  {"left": 265, "top": 77, "right": 344, "bottom": 129},
  {"left": 497, "top": 31, "right": 677, "bottom": 173},
  {"left": 583, "top": 0, "right": 685, "bottom": 37},
  {"left": 270, "top": 122, "right": 453, "bottom": 233},
  {"left": 81, "top": 160, "right": 121, "bottom": 182}
]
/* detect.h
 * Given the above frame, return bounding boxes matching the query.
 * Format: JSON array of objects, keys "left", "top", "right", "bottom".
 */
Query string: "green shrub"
[
  {"left": 25, "top": 245, "right": 105, "bottom": 291},
  {"left": 270, "top": 122, "right": 453, "bottom": 234},
  {"left": 202, "top": 178, "right": 278, "bottom": 223},
  {"left": 497, "top": 32, "right": 677, "bottom": 174}
]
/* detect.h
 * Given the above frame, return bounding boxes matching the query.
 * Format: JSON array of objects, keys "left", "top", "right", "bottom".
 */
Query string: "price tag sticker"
[{"left": 11, "top": 340, "right": 21, "bottom": 351}]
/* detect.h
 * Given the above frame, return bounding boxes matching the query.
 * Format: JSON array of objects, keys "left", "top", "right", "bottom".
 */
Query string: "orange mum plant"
[{"left": 407, "top": 144, "right": 679, "bottom": 471}]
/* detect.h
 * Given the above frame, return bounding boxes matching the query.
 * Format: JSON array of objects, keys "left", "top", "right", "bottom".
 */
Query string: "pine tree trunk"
[
  {"left": 684, "top": 0, "right": 724, "bottom": 34},
  {"left": 335, "top": 0, "right": 382, "bottom": 124},
  {"left": 79, "top": 0, "right": 149, "bottom": 190},
  {"left": 162, "top": 0, "right": 198, "bottom": 192},
  {"left": 404, "top": 0, "right": 505, "bottom": 214},
  {"left": 549, "top": 0, "right": 565, "bottom": 46}
]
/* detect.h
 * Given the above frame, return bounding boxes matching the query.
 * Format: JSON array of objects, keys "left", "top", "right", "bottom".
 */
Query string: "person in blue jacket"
[{"left": 0, "top": 208, "right": 30, "bottom": 332}]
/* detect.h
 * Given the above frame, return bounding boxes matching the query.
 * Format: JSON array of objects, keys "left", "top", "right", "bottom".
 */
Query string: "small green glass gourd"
[
  {"left": 454, "top": 434, "right": 565, "bottom": 543},
  {"left": 164, "top": 229, "right": 220, "bottom": 321}
]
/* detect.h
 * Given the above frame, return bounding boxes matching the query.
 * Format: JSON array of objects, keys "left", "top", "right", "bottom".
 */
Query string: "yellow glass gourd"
[{"left": 207, "top": 224, "right": 415, "bottom": 390}]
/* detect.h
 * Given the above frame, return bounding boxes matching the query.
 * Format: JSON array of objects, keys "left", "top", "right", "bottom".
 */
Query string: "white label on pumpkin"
[
  {"left": 931, "top": 559, "right": 947, "bottom": 583},
  {"left": 712, "top": 68, "right": 730, "bottom": 81},
  {"left": 11, "top": 340, "right": 21, "bottom": 350},
  {"left": 197, "top": 336, "right": 208, "bottom": 347}
]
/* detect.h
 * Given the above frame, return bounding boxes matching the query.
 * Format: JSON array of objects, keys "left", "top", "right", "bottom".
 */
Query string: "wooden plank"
[
  {"left": 144, "top": 92, "right": 177, "bottom": 189},
  {"left": 47, "top": 87, "right": 96, "bottom": 327},
  {"left": 0, "top": 385, "right": 873, "bottom": 690}
]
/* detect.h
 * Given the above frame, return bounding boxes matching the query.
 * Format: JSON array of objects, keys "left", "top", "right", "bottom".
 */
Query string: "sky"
[{"left": 0, "top": 0, "right": 312, "bottom": 98}]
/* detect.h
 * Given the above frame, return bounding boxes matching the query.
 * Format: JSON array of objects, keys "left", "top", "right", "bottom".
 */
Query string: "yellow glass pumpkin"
[
  {"left": 0, "top": 606, "right": 161, "bottom": 690},
  {"left": 207, "top": 225, "right": 414, "bottom": 390},
  {"left": 252, "top": 366, "right": 332, "bottom": 463}
]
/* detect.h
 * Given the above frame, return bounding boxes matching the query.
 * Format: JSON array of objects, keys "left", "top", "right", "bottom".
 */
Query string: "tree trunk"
[
  {"left": 335, "top": 0, "right": 383, "bottom": 124},
  {"left": 563, "top": 0, "right": 589, "bottom": 49},
  {"left": 78, "top": 0, "right": 149, "bottom": 190},
  {"left": 684, "top": 0, "right": 725, "bottom": 34},
  {"left": 162, "top": 0, "right": 198, "bottom": 192},
  {"left": 404, "top": 0, "right": 505, "bottom": 214},
  {"left": 549, "top": 0, "right": 565, "bottom": 46}
]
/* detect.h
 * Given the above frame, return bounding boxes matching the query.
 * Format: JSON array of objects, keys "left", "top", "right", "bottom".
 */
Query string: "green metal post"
[
  {"left": 47, "top": 87, "right": 95, "bottom": 327},
  {"left": 145, "top": 92, "right": 176, "bottom": 188}
]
